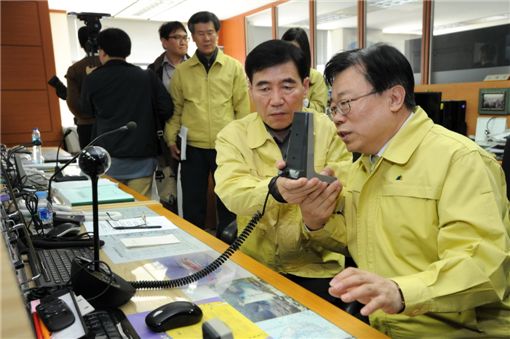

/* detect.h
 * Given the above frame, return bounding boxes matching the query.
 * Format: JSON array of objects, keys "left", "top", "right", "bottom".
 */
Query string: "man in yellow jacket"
[
  {"left": 165, "top": 11, "right": 250, "bottom": 231},
  {"left": 277, "top": 43, "right": 510, "bottom": 337},
  {"left": 215, "top": 40, "right": 352, "bottom": 305}
]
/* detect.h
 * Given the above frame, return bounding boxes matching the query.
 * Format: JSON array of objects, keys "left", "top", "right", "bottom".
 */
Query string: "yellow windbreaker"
[
  {"left": 215, "top": 112, "right": 352, "bottom": 277},
  {"left": 307, "top": 68, "right": 328, "bottom": 113},
  {"left": 317, "top": 107, "right": 510, "bottom": 337},
  {"left": 165, "top": 50, "right": 250, "bottom": 149}
]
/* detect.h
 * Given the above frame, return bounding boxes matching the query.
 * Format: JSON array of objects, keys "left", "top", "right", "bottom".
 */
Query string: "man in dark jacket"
[
  {"left": 147, "top": 21, "right": 188, "bottom": 210},
  {"left": 81, "top": 28, "right": 173, "bottom": 197},
  {"left": 148, "top": 21, "right": 189, "bottom": 89}
]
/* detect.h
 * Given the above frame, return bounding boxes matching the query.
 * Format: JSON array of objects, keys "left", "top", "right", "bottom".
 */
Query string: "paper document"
[
  {"left": 84, "top": 216, "right": 177, "bottom": 235},
  {"left": 178, "top": 126, "right": 188, "bottom": 161},
  {"left": 121, "top": 234, "right": 180, "bottom": 248}
]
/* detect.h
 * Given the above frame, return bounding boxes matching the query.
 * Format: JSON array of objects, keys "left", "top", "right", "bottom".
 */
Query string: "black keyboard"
[
  {"left": 84, "top": 311, "right": 123, "bottom": 339},
  {"left": 37, "top": 247, "right": 93, "bottom": 286}
]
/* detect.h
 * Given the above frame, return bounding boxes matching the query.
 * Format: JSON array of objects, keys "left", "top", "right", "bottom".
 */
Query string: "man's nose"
[{"left": 269, "top": 89, "right": 284, "bottom": 104}]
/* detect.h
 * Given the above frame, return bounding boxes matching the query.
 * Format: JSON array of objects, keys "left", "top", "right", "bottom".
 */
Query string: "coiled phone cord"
[{"left": 130, "top": 188, "right": 272, "bottom": 290}]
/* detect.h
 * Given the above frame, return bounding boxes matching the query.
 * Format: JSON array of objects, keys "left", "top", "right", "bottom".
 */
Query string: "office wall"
[
  {"left": 415, "top": 80, "right": 510, "bottom": 136},
  {"left": 1, "top": 1, "right": 62, "bottom": 147}
]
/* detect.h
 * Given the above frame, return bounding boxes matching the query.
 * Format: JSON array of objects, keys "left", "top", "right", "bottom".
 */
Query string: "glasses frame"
[
  {"left": 331, "top": 90, "right": 377, "bottom": 116},
  {"left": 167, "top": 35, "right": 190, "bottom": 42}
]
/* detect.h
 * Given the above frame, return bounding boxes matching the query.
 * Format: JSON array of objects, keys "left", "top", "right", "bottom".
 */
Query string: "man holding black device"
[{"left": 214, "top": 40, "right": 352, "bottom": 306}]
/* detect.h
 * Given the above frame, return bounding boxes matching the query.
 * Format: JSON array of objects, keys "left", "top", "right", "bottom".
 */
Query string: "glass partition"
[
  {"left": 277, "top": 0, "right": 310, "bottom": 39},
  {"left": 366, "top": 0, "right": 423, "bottom": 84},
  {"left": 431, "top": 1, "right": 510, "bottom": 83},
  {"left": 315, "top": 0, "right": 358, "bottom": 73},
  {"left": 245, "top": 8, "right": 272, "bottom": 55}
]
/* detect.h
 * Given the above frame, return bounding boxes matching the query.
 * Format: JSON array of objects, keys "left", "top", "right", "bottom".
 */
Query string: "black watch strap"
[{"left": 268, "top": 176, "right": 287, "bottom": 203}]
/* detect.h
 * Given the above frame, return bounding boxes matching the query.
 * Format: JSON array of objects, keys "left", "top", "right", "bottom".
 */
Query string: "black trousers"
[
  {"left": 77, "top": 124, "right": 93, "bottom": 149},
  {"left": 180, "top": 145, "right": 234, "bottom": 231}
]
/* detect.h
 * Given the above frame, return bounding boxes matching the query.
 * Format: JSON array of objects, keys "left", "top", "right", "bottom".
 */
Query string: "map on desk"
[
  {"left": 94, "top": 206, "right": 355, "bottom": 338},
  {"left": 127, "top": 275, "right": 354, "bottom": 339}
]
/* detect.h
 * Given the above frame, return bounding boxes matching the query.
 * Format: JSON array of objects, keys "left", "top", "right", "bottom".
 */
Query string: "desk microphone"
[
  {"left": 70, "top": 146, "right": 135, "bottom": 308},
  {"left": 47, "top": 121, "right": 137, "bottom": 205},
  {"left": 53, "top": 129, "right": 74, "bottom": 180}
]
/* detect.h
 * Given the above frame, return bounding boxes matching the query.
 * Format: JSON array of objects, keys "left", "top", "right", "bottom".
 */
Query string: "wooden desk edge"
[{"left": 149, "top": 205, "right": 387, "bottom": 339}]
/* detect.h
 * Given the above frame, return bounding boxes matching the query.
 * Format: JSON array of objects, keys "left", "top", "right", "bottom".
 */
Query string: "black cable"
[{"left": 130, "top": 185, "right": 273, "bottom": 290}]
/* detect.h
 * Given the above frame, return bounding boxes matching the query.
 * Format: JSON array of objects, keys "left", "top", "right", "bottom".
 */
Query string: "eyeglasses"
[
  {"left": 168, "top": 35, "right": 190, "bottom": 42},
  {"left": 331, "top": 90, "right": 377, "bottom": 116}
]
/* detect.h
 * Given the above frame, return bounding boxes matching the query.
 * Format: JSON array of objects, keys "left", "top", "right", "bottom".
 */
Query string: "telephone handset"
[{"left": 279, "top": 112, "right": 336, "bottom": 183}]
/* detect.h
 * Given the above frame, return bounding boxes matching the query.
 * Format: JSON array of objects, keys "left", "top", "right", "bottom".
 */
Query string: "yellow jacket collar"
[{"left": 382, "top": 107, "right": 434, "bottom": 165}]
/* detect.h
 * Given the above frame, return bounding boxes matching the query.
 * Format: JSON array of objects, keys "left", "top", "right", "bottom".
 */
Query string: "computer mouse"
[
  {"left": 47, "top": 223, "right": 81, "bottom": 238},
  {"left": 145, "top": 301, "right": 203, "bottom": 332}
]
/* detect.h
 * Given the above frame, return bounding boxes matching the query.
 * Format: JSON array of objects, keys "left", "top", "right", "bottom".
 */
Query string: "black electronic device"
[
  {"left": 36, "top": 296, "right": 76, "bottom": 331},
  {"left": 145, "top": 301, "right": 203, "bottom": 332},
  {"left": 46, "top": 223, "right": 81, "bottom": 238},
  {"left": 70, "top": 256, "right": 135, "bottom": 309},
  {"left": 83, "top": 310, "right": 124, "bottom": 339},
  {"left": 48, "top": 75, "right": 67, "bottom": 100},
  {"left": 70, "top": 146, "right": 135, "bottom": 308},
  {"left": 70, "top": 12, "right": 111, "bottom": 56},
  {"left": 441, "top": 100, "right": 467, "bottom": 135},
  {"left": 280, "top": 112, "right": 335, "bottom": 183},
  {"left": 414, "top": 92, "right": 443, "bottom": 125}
]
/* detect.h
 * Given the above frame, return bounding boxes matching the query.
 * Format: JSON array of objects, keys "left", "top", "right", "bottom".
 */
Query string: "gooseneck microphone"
[
  {"left": 47, "top": 121, "right": 137, "bottom": 204},
  {"left": 53, "top": 129, "right": 74, "bottom": 178},
  {"left": 70, "top": 146, "right": 135, "bottom": 308}
]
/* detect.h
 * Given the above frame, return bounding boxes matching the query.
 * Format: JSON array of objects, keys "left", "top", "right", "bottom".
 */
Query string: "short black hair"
[
  {"left": 324, "top": 43, "right": 415, "bottom": 109},
  {"left": 187, "top": 11, "right": 220, "bottom": 34},
  {"left": 281, "top": 27, "right": 311, "bottom": 71},
  {"left": 245, "top": 39, "right": 309, "bottom": 83},
  {"left": 97, "top": 28, "right": 131, "bottom": 58},
  {"left": 159, "top": 21, "right": 187, "bottom": 39},
  {"left": 78, "top": 26, "right": 89, "bottom": 49}
]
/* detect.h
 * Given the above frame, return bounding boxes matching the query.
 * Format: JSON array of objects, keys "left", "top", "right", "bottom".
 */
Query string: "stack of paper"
[{"left": 52, "top": 179, "right": 134, "bottom": 206}]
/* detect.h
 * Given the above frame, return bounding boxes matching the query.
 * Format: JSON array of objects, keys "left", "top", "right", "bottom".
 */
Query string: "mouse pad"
[{"left": 128, "top": 301, "right": 267, "bottom": 339}]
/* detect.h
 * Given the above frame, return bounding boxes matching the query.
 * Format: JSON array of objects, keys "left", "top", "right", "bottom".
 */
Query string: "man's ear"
[
  {"left": 389, "top": 85, "right": 406, "bottom": 112},
  {"left": 303, "top": 77, "right": 310, "bottom": 97}
]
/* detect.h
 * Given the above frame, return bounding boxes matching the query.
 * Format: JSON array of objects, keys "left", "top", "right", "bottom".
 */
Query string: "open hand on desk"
[{"left": 328, "top": 267, "right": 404, "bottom": 316}]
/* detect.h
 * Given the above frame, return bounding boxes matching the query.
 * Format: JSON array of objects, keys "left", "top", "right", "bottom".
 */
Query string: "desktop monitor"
[
  {"left": 414, "top": 92, "right": 443, "bottom": 124},
  {"left": 479, "top": 88, "right": 510, "bottom": 115}
]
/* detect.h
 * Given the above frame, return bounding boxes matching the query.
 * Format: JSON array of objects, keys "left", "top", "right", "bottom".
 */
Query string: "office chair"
[{"left": 501, "top": 137, "right": 510, "bottom": 200}]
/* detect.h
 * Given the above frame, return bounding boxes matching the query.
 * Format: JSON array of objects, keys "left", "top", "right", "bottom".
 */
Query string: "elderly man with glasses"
[{"left": 275, "top": 43, "right": 510, "bottom": 337}]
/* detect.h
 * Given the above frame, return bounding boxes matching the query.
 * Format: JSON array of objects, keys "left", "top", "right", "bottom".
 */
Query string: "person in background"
[
  {"left": 81, "top": 28, "right": 173, "bottom": 198},
  {"left": 65, "top": 26, "right": 102, "bottom": 148},
  {"left": 282, "top": 27, "right": 328, "bottom": 113},
  {"left": 277, "top": 43, "right": 510, "bottom": 337},
  {"left": 165, "top": 11, "right": 250, "bottom": 233},
  {"left": 148, "top": 21, "right": 190, "bottom": 212},
  {"left": 215, "top": 40, "right": 352, "bottom": 305},
  {"left": 148, "top": 21, "right": 189, "bottom": 89}
]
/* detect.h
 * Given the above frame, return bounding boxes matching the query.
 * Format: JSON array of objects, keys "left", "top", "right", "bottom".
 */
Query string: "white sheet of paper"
[
  {"left": 84, "top": 216, "right": 177, "bottom": 235},
  {"left": 121, "top": 234, "right": 180, "bottom": 248}
]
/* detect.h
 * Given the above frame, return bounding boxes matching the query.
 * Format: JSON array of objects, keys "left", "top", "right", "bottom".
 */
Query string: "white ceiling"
[{"left": 48, "top": 0, "right": 276, "bottom": 22}]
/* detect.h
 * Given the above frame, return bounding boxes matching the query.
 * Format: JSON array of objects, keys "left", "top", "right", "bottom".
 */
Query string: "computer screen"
[{"left": 414, "top": 92, "right": 443, "bottom": 124}]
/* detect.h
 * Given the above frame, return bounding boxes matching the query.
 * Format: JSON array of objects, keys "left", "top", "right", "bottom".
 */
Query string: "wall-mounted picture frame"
[{"left": 479, "top": 88, "right": 510, "bottom": 115}]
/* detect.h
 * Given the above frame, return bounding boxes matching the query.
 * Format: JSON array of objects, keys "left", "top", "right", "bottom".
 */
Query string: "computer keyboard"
[
  {"left": 83, "top": 310, "right": 123, "bottom": 339},
  {"left": 37, "top": 247, "right": 93, "bottom": 286}
]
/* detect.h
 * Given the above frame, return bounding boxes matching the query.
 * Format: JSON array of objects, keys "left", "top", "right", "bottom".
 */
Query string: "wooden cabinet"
[{"left": 1, "top": 0, "right": 62, "bottom": 147}]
